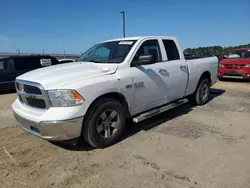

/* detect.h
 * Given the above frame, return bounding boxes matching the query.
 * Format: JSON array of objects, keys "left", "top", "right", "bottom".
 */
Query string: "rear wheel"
[
  {"left": 82, "top": 98, "right": 126, "bottom": 148},
  {"left": 188, "top": 78, "right": 210, "bottom": 105}
]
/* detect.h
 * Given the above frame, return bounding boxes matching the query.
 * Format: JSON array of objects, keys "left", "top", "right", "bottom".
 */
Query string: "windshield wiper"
[
  {"left": 88, "top": 60, "right": 104, "bottom": 63},
  {"left": 88, "top": 60, "right": 120, "bottom": 64}
]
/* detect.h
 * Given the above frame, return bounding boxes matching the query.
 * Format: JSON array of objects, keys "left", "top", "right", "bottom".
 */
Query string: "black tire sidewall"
[
  {"left": 83, "top": 99, "right": 126, "bottom": 148},
  {"left": 196, "top": 79, "right": 210, "bottom": 105}
]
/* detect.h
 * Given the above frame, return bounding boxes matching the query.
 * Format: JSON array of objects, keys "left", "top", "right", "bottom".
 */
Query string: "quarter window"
[{"left": 162, "top": 40, "right": 180, "bottom": 61}]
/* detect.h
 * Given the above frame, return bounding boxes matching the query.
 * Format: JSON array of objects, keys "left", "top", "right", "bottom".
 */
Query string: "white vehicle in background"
[
  {"left": 58, "top": 58, "right": 76, "bottom": 63},
  {"left": 12, "top": 36, "right": 218, "bottom": 148}
]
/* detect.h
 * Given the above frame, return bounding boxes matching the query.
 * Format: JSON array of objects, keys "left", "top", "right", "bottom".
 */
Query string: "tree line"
[{"left": 184, "top": 43, "right": 250, "bottom": 58}]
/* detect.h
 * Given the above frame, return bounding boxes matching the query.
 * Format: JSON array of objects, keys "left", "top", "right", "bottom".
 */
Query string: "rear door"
[{"left": 160, "top": 39, "right": 189, "bottom": 101}]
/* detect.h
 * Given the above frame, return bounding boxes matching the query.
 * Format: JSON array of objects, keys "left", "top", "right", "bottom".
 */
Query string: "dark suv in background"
[{"left": 0, "top": 55, "right": 61, "bottom": 91}]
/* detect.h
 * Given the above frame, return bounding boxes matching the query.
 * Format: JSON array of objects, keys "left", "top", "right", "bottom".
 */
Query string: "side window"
[
  {"left": 133, "top": 40, "right": 162, "bottom": 62},
  {"left": 246, "top": 50, "right": 250, "bottom": 58},
  {"left": 0, "top": 60, "right": 5, "bottom": 71},
  {"left": 31, "top": 57, "right": 43, "bottom": 69},
  {"left": 162, "top": 40, "right": 180, "bottom": 61},
  {"left": 14, "top": 58, "right": 27, "bottom": 70},
  {"left": 14, "top": 57, "right": 44, "bottom": 71}
]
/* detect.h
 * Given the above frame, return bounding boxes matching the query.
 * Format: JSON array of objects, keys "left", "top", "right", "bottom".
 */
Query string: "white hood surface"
[{"left": 17, "top": 62, "right": 118, "bottom": 89}]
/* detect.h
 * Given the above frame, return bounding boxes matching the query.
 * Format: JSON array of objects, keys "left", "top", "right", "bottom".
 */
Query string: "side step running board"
[{"left": 133, "top": 99, "right": 188, "bottom": 123}]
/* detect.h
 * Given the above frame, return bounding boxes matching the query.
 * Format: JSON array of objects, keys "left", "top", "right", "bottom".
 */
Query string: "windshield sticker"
[
  {"left": 40, "top": 59, "right": 52, "bottom": 66},
  {"left": 119, "top": 41, "right": 133, "bottom": 45}
]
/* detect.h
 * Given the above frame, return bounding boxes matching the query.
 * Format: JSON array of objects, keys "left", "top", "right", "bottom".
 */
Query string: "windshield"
[
  {"left": 227, "top": 50, "right": 250, "bottom": 59},
  {"left": 77, "top": 40, "right": 137, "bottom": 63}
]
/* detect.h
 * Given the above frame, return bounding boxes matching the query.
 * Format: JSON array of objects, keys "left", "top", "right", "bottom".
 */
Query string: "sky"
[{"left": 0, "top": 0, "right": 249, "bottom": 54}]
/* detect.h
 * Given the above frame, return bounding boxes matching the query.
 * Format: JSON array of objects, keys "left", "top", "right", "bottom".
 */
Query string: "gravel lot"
[{"left": 1, "top": 81, "right": 250, "bottom": 188}]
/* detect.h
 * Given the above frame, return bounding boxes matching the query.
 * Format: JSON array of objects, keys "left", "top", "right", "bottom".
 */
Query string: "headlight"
[
  {"left": 48, "top": 90, "right": 84, "bottom": 107},
  {"left": 245, "top": 64, "right": 250, "bottom": 68},
  {"left": 219, "top": 64, "right": 224, "bottom": 68}
]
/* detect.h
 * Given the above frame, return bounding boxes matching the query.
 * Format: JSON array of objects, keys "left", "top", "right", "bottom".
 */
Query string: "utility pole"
[
  {"left": 64, "top": 49, "right": 66, "bottom": 58},
  {"left": 16, "top": 48, "right": 20, "bottom": 55},
  {"left": 120, "top": 11, "right": 126, "bottom": 37}
]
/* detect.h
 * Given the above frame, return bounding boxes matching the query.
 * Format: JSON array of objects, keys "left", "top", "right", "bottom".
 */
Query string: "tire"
[
  {"left": 82, "top": 98, "right": 126, "bottom": 148},
  {"left": 188, "top": 78, "right": 210, "bottom": 105}
]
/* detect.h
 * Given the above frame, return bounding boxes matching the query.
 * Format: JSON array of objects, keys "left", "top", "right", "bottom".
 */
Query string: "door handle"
[
  {"left": 159, "top": 68, "right": 167, "bottom": 74},
  {"left": 180, "top": 65, "right": 187, "bottom": 72}
]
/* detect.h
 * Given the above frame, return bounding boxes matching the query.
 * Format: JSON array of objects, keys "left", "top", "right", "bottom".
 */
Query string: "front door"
[
  {"left": 129, "top": 38, "right": 189, "bottom": 114},
  {"left": 130, "top": 39, "right": 171, "bottom": 113}
]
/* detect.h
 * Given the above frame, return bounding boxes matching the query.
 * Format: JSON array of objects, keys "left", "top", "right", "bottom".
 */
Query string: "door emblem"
[
  {"left": 126, "top": 82, "right": 145, "bottom": 89},
  {"left": 134, "top": 82, "right": 144, "bottom": 88}
]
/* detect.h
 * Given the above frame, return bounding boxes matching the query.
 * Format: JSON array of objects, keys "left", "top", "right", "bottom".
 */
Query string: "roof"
[
  {"left": 231, "top": 48, "right": 250, "bottom": 51},
  {"left": 103, "top": 36, "right": 176, "bottom": 43},
  {"left": 4, "top": 55, "right": 54, "bottom": 59}
]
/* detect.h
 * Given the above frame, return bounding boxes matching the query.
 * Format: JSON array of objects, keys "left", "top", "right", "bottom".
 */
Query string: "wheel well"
[
  {"left": 200, "top": 71, "right": 211, "bottom": 86},
  {"left": 87, "top": 92, "right": 131, "bottom": 118}
]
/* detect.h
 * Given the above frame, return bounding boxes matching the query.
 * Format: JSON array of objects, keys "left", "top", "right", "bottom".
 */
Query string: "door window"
[
  {"left": 162, "top": 40, "right": 180, "bottom": 61},
  {"left": 14, "top": 57, "right": 45, "bottom": 70},
  {"left": 133, "top": 40, "right": 162, "bottom": 62},
  {"left": 0, "top": 60, "right": 4, "bottom": 71}
]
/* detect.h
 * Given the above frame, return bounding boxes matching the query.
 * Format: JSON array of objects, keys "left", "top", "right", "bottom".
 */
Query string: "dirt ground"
[{"left": 1, "top": 80, "right": 250, "bottom": 188}]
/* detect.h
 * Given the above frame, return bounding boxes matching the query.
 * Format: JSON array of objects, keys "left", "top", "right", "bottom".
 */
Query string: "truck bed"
[{"left": 185, "top": 56, "right": 219, "bottom": 96}]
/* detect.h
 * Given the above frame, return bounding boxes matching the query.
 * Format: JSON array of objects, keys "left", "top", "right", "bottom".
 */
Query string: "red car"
[{"left": 218, "top": 48, "right": 250, "bottom": 79}]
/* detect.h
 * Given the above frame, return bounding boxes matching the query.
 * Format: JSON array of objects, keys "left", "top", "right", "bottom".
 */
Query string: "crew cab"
[
  {"left": 12, "top": 36, "right": 218, "bottom": 148},
  {"left": 218, "top": 48, "right": 250, "bottom": 79}
]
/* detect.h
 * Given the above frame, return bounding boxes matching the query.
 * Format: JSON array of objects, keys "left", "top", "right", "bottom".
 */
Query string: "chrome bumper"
[{"left": 13, "top": 112, "right": 83, "bottom": 141}]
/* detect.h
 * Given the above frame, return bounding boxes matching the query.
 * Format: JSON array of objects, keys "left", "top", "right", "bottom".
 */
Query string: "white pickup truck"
[{"left": 12, "top": 36, "right": 218, "bottom": 148}]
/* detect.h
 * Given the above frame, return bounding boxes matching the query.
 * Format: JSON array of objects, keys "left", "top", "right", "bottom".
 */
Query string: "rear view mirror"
[{"left": 131, "top": 55, "right": 156, "bottom": 66}]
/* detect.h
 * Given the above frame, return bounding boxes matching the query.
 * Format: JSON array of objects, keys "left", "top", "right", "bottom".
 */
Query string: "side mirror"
[
  {"left": 131, "top": 55, "right": 156, "bottom": 67},
  {"left": 221, "top": 55, "right": 227, "bottom": 60}
]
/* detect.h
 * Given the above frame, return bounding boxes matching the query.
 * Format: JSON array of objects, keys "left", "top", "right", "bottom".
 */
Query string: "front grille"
[
  {"left": 15, "top": 80, "right": 49, "bottom": 109},
  {"left": 23, "top": 85, "right": 42, "bottom": 94},
  {"left": 224, "top": 71, "right": 242, "bottom": 76},
  {"left": 26, "top": 98, "right": 46, "bottom": 108},
  {"left": 224, "top": 64, "right": 245, "bottom": 69}
]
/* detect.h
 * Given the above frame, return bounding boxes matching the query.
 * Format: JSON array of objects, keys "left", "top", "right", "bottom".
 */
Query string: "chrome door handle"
[{"left": 180, "top": 65, "right": 187, "bottom": 71}]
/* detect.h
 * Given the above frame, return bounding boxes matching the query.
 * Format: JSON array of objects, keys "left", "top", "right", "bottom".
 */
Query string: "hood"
[
  {"left": 221, "top": 58, "right": 250, "bottom": 64},
  {"left": 17, "top": 62, "right": 118, "bottom": 89}
]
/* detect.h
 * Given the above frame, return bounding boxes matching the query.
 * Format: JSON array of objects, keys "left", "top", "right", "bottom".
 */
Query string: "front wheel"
[
  {"left": 82, "top": 98, "right": 126, "bottom": 148},
  {"left": 188, "top": 78, "right": 210, "bottom": 105}
]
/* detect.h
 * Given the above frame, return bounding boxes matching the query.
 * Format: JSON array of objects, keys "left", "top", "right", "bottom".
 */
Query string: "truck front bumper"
[{"left": 13, "top": 111, "right": 83, "bottom": 141}]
